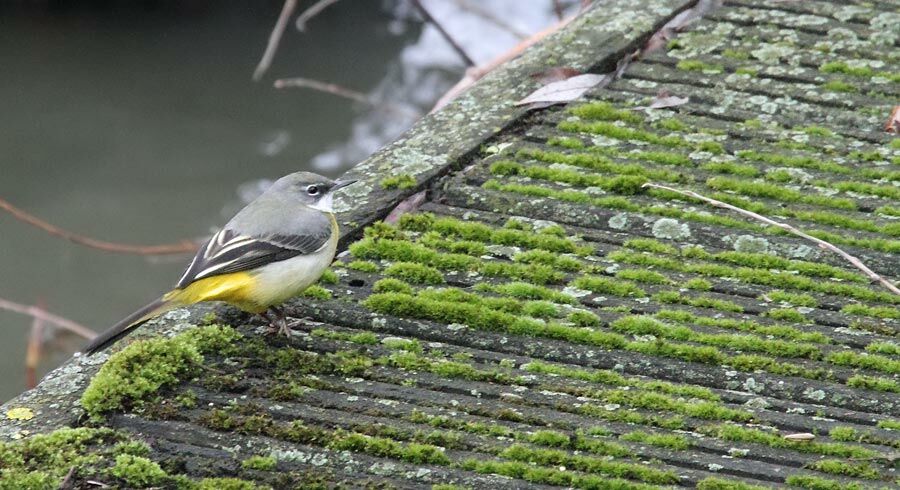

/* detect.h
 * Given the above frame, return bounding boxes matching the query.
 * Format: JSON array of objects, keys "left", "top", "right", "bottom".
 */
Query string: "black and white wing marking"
[{"left": 175, "top": 228, "right": 330, "bottom": 288}]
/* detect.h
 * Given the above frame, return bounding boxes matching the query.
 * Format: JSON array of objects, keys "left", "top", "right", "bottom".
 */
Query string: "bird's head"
[{"left": 266, "top": 171, "right": 357, "bottom": 212}]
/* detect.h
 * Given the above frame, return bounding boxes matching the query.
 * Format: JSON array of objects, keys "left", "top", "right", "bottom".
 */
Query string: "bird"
[{"left": 80, "top": 171, "right": 357, "bottom": 355}]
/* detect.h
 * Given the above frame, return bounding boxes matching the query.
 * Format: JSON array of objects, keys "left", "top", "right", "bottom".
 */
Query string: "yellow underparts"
[{"left": 164, "top": 271, "right": 267, "bottom": 313}]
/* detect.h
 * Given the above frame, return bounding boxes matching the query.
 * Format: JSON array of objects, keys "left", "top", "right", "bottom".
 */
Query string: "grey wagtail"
[{"left": 81, "top": 171, "right": 357, "bottom": 355}]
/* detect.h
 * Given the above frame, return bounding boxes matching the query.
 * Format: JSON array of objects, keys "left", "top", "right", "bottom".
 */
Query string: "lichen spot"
[
  {"left": 803, "top": 387, "right": 826, "bottom": 401},
  {"left": 609, "top": 213, "right": 629, "bottom": 230},
  {"left": 5, "top": 407, "right": 34, "bottom": 421},
  {"left": 651, "top": 218, "right": 690, "bottom": 241},
  {"left": 733, "top": 235, "right": 770, "bottom": 254}
]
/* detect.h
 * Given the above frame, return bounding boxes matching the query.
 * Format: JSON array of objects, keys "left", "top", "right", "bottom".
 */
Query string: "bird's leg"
[{"left": 264, "top": 305, "right": 293, "bottom": 338}]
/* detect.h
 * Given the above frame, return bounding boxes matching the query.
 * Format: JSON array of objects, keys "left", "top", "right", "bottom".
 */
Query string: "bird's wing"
[{"left": 175, "top": 227, "right": 331, "bottom": 288}]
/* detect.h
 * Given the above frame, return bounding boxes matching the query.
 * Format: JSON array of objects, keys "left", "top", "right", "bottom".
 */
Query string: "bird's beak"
[{"left": 331, "top": 179, "right": 357, "bottom": 192}]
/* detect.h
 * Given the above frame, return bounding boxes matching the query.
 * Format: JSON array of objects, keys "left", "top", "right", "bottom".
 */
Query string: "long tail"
[{"left": 81, "top": 296, "right": 181, "bottom": 355}]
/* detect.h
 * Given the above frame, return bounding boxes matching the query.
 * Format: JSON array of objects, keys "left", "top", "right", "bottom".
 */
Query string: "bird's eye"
[{"left": 306, "top": 185, "right": 320, "bottom": 196}]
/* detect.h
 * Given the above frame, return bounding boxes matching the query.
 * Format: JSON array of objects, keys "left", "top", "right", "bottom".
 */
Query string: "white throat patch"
[{"left": 309, "top": 193, "right": 334, "bottom": 212}]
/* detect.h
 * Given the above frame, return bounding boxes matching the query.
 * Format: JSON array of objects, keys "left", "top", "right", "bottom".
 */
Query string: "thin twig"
[
  {"left": 0, "top": 197, "right": 198, "bottom": 255},
  {"left": 0, "top": 296, "right": 96, "bottom": 340},
  {"left": 411, "top": 0, "right": 475, "bottom": 67},
  {"left": 295, "top": 0, "right": 341, "bottom": 31},
  {"left": 643, "top": 183, "right": 900, "bottom": 296},
  {"left": 453, "top": 0, "right": 528, "bottom": 39},
  {"left": 253, "top": 0, "right": 299, "bottom": 81},
  {"left": 274, "top": 77, "right": 421, "bottom": 119},
  {"left": 25, "top": 298, "right": 46, "bottom": 389},
  {"left": 59, "top": 466, "right": 77, "bottom": 490},
  {"left": 274, "top": 77, "right": 369, "bottom": 103}
]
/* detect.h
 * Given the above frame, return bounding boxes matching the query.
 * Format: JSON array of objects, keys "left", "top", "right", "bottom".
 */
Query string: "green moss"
[
  {"left": 499, "top": 444, "right": 678, "bottom": 484},
  {"left": 514, "top": 249, "right": 582, "bottom": 272},
  {"left": 722, "top": 48, "right": 750, "bottom": 60},
  {"left": 372, "top": 277, "right": 414, "bottom": 294},
  {"left": 766, "top": 308, "right": 808, "bottom": 323},
  {"left": 364, "top": 291, "right": 627, "bottom": 349},
  {"left": 827, "top": 351, "right": 900, "bottom": 374},
  {"left": 619, "top": 431, "right": 690, "bottom": 450},
  {"left": 656, "top": 309, "right": 828, "bottom": 344},
  {"left": 822, "top": 80, "right": 857, "bottom": 93},
  {"left": 877, "top": 419, "right": 900, "bottom": 430},
  {"left": 300, "top": 285, "right": 331, "bottom": 300},
  {"left": 528, "top": 430, "right": 570, "bottom": 447},
  {"left": 384, "top": 262, "right": 444, "bottom": 285},
  {"left": 846, "top": 374, "right": 899, "bottom": 393},
  {"left": 80, "top": 325, "right": 241, "bottom": 419},
  {"left": 702, "top": 161, "right": 760, "bottom": 177},
  {"left": 630, "top": 150, "right": 692, "bottom": 167},
  {"left": 524, "top": 359, "right": 717, "bottom": 400},
  {"left": 572, "top": 275, "right": 646, "bottom": 297},
  {"left": 615, "top": 269, "right": 670, "bottom": 285},
  {"left": 110, "top": 454, "right": 167, "bottom": 487},
  {"left": 623, "top": 238, "right": 677, "bottom": 255},
  {"left": 736, "top": 150, "right": 847, "bottom": 174},
  {"left": 706, "top": 176, "right": 856, "bottom": 210},
  {"left": 697, "top": 477, "right": 770, "bottom": 490},
  {"left": 655, "top": 118, "right": 688, "bottom": 132},
  {"left": 462, "top": 458, "right": 657, "bottom": 490},
  {"left": 701, "top": 424, "right": 876, "bottom": 458},
  {"left": 819, "top": 61, "right": 874, "bottom": 77},
  {"left": 841, "top": 303, "right": 900, "bottom": 319},
  {"left": 786, "top": 474, "right": 862, "bottom": 490},
  {"left": 697, "top": 141, "right": 725, "bottom": 154},
  {"left": 364, "top": 221, "right": 408, "bottom": 240},
  {"left": 380, "top": 174, "right": 417, "bottom": 190},
  {"left": 805, "top": 459, "right": 879, "bottom": 479},
  {"left": 569, "top": 101, "right": 643, "bottom": 124},
  {"left": 318, "top": 269, "right": 339, "bottom": 285},
  {"left": 677, "top": 59, "right": 724, "bottom": 73},
  {"left": 796, "top": 125, "right": 834, "bottom": 137},
  {"left": 866, "top": 341, "right": 900, "bottom": 355},
  {"left": 559, "top": 119, "right": 686, "bottom": 149},
  {"left": 684, "top": 278, "right": 712, "bottom": 291},
  {"left": 475, "top": 281, "right": 577, "bottom": 304},
  {"left": 653, "top": 291, "right": 743, "bottom": 313},
  {"left": 734, "top": 66, "right": 758, "bottom": 76},
  {"left": 568, "top": 310, "right": 601, "bottom": 327}
]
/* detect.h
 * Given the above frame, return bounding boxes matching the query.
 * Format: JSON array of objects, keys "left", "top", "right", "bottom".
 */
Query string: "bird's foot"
[{"left": 262, "top": 306, "right": 293, "bottom": 340}]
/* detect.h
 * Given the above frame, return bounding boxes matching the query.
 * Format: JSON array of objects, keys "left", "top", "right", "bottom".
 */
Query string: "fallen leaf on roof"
[
  {"left": 529, "top": 67, "right": 582, "bottom": 85},
  {"left": 783, "top": 433, "right": 815, "bottom": 441},
  {"left": 885, "top": 105, "right": 900, "bottom": 133},
  {"left": 516, "top": 73, "right": 606, "bottom": 107}
]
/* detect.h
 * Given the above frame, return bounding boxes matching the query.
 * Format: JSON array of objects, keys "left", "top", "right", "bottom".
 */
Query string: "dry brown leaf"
[
  {"left": 529, "top": 67, "right": 582, "bottom": 85},
  {"left": 885, "top": 105, "right": 900, "bottom": 133},
  {"left": 516, "top": 73, "right": 606, "bottom": 106}
]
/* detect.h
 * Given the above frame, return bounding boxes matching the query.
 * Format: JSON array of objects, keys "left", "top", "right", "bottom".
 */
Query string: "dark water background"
[{"left": 0, "top": 0, "right": 562, "bottom": 401}]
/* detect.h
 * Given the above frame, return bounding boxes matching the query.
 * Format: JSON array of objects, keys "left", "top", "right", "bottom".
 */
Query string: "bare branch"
[
  {"left": 274, "top": 77, "right": 369, "bottom": 103},
  {"left": 274, "top": 77, "right": 421, "bottom": 119},
  {"left": 411, "top": 0, "right": 475, "bottom": 67},
  {"left": 0, "top": 296, "right": 96, "bottom": 340},
  {"left": 295, "top": 0, "right": 342, "bottom": 31},
  {"left": 643, "top": 183, "right": 900, "bottom": 296},
  {"left": 253, "top": 0, "right": 299, "bottom": 82},
  {"left": 0, "top": 196, "right": 199, "bottom": 255},
  {"left": 454, "top": 0, "right": 529, "bottom": 39}
]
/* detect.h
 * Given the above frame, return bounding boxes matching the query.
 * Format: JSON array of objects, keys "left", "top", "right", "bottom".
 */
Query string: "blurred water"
[{"left": 0, "top": 0, "right": 565, "bottom": 402}]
